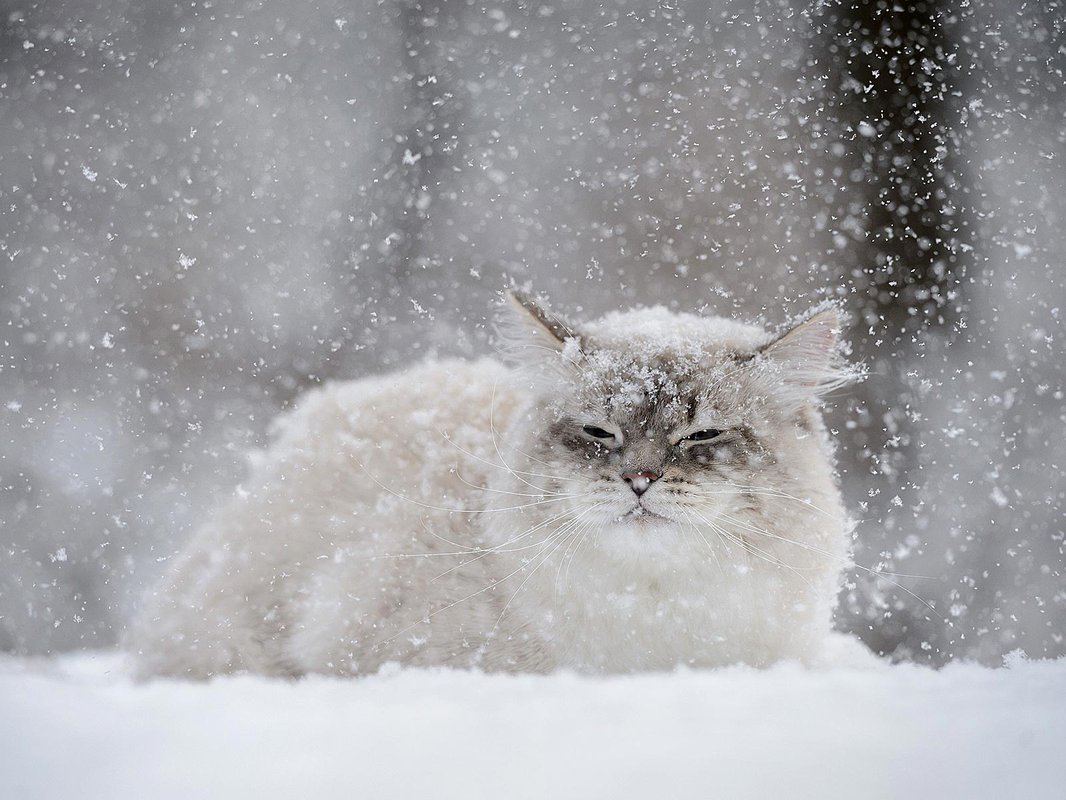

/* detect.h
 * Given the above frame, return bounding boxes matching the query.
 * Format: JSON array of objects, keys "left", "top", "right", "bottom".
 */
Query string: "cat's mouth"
[{"left": 616, "top": 505, "right": 668, "bottom": 524}]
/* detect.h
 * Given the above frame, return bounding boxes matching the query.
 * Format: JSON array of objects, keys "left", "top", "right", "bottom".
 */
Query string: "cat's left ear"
[
  {"left": 496, "top": 289, "right": 583, "bottom": 373},
  {"left": 758, "top": 306, "right": 855, "bottom": 400},
  {"left": 504, "top": 290, "right": 578, "bottom": 351}
]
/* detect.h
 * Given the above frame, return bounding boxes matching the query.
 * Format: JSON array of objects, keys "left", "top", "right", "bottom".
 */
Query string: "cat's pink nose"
[{"left": 622, "top": 471, "right": 660, "bottom": 496}]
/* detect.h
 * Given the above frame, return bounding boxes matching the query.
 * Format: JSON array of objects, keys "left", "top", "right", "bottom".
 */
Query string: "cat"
[{"left": 126, "top": 289, "right": 871, "bottom": 678}]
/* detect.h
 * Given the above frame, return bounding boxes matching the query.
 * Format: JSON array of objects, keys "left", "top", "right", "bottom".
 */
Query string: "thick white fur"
[{"left": 128, "top": 303, "right": 871, "bottom": 678}]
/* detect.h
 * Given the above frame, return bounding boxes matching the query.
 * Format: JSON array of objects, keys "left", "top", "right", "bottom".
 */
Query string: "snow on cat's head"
[{"left": 497, "top": 289, "right": 856, "bottom": 558}]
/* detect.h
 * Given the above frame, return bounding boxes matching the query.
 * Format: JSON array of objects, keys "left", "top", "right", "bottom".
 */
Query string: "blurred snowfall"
[{"left": 0, "top": 0, "right": 1063, "bottom": 664}]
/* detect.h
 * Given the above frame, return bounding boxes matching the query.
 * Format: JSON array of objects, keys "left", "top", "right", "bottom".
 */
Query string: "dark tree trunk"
[{"left": 806, "top": 0, "right": 976, "bottom": 660}]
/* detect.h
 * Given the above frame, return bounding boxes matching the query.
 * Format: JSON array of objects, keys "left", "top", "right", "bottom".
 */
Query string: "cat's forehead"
[
  {"left": 566, "top": 309, "right": 769, "bottom": 428},
  {"left": 575, "top": 346, "right": 740, "bottom": 423},
  {"left": 581, "top": 347, "right": 702, "bottom": 399}
]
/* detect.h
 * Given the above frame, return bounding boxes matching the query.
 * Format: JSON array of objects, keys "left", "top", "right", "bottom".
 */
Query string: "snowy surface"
[{"left": 2, "top": 653, "right": 1063, "bottom": 800}]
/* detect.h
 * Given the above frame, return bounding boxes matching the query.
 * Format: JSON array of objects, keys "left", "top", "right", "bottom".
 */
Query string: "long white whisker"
[
  {"left": 487, "top": 380, "right": 564, "bottom": 494},
  {"left": 434, "top": 425, "right": 575, "bottom": 485},
  {"left": 355, "top": 460, "right": 584, "bottom": 515},
  {"left": 373, "top": 505, "right": 599, "bottom": 652},
  {"left": 430, "top": 507, "right": 582, "bottom": 581},
  {"left": 489, "top": 379, "right": 567, "bottom": 473},
  {"left": 675, "top": 503, "right": 726, "bottom": 574},
  {"left": 453, "top": 468, "right": 575, "bottom": 499},
  {"left": 713, "top": 509, "right": 944, "bottom": 621},
  {"left": 559, "top": 516, "right": 600, "bottom": 592},
  {"left": 690, "top": 482, "right": 841, "bottom": 520},
  {"left": 493, "top": 504, "right": 605, "bottom": 631},
  {"left": 715, "top": 509, "right": 938, "bottom": 583},
  {"left": 554, "top": 513, "right": 603, "bottom": 596},
  {"left": 692, "top": 510, "right": 823, "bottom": 600}
]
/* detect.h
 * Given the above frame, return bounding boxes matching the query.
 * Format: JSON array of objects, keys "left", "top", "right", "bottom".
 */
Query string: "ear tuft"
[{"left": 758, "top": 305, "right": 857, "bottom": 401}]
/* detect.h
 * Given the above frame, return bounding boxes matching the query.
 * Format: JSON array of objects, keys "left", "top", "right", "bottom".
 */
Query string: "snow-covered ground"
[{"left": 1, "top": 653, "right": 1063, "bottom": 800}]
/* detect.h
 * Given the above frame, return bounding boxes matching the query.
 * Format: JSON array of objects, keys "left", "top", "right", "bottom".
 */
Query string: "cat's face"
[
  {"left": 499, "top": 292, "right": 853, "bottom": 558},
  {"left": 541, "top": 346, "right": 773, "bottom": 540}
]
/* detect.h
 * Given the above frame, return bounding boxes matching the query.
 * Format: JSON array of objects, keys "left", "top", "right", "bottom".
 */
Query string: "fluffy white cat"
[{"left": 127, "top": 291, "right": 871, "bottom": 678}]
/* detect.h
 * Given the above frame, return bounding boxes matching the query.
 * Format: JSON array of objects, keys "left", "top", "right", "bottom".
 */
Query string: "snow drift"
[{"left": 1, "top": 653, "right": 1063, "bottom": 800}]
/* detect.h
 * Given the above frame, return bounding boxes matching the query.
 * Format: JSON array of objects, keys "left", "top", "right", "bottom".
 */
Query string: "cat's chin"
[{"left": 595, "top": 511, "right": 689, "bottom": 559}]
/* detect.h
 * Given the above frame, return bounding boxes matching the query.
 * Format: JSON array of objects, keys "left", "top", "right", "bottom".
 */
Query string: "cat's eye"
[
  {"left": 582, "top": 425, "right": 616, "bottom": 440},
  {"left": 683, "top": 429, "right": 723, "bottom": 443}
]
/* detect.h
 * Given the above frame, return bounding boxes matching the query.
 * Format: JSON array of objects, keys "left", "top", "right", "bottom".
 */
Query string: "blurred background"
[{"left": 1, "top": 0, "right": 1063, "bottom": 665}]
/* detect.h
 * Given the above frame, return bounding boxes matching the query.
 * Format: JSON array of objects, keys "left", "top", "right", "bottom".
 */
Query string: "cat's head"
[{"left": 496, "top": 289, "right": 856, "bottom": 558}]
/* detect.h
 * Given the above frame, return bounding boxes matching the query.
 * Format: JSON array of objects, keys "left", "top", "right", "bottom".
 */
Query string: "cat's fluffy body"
[{"left": 129, "top": 299, "right": 866, "bottom": 678}]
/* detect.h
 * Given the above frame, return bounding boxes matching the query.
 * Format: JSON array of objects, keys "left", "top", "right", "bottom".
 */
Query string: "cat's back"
[
  {"left": 129, "top": 357, "right": 520, "bottom": 678},
  {"left": 263, "top": 356, "right": 518, "bottom": 485},
  {"left": 223, "top": 355, "right": 520, "bottom": 551}
]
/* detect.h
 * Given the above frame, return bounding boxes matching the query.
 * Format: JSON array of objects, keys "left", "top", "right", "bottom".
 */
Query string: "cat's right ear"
[
  {"left": 755, "top": 305, "right": 858, "bottom": 407},
  {"left": 496, "top": 289, "right": 583, "bottom": 373}
]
